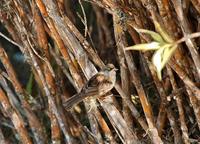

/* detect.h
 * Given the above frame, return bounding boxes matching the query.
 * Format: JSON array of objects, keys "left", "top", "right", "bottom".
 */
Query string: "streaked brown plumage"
[{"left": 63, "top": 64, "right": 117, "bottom": 110}]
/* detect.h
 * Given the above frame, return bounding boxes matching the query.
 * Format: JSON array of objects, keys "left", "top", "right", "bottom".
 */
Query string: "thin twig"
[{"left": 175, "top": 32, "right": 200, "bottom": 45}]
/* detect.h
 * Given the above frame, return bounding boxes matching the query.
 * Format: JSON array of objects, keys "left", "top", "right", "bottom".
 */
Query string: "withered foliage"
[{"left": 0, "top": 0, "right": 200, "bottom": 144}]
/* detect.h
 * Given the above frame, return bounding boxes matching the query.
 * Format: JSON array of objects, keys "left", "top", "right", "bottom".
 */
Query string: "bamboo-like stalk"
[
  {"left": 147, "top": 61, "right": 182, "bottom": 143},
  {"left": 35, "top": 0, "right": 83, "bottom": 89},
  {"left": 0, "top": 0, "right": 199, "bottom": 143},
  {"left": 35, "top": 1, "right": 104, "bottom": 142},
  {"left": 31, "top": 2, "right": 61, "bottom": 143},
  {"left": 0, "top": 44, "right": 46, "bottom": 144},
  {"left": 191, "top": 0, "right": 200, "bottom": 14},
  {"left": 167, "top": 66, "right": 190, "bottom": 144},
  {"left": 2, "top": 0, "right": 73, "bottom": 142},
  {"left": 169, "top": 60, "right": 200, "bottom": 101},
  {"left": 0, "top": 123, "right": 7, "bottom": 143},
  {"left": 114, "top": 6, "right": 134, "bottom": 131},
  {"left": 0, "top": 88, "right": 32, "bottom": 144},
  {"left": 95, "top": 110, "right": 116, "bottom": 143},
  {"left": 113, "top": 13, "right": 163, "bottom": 144},
  {"left": 171, "top": 0, "right": 200, "bottom": 81},
  {"left": 100, "top": 97, "right": 140, "bottom": 144}
]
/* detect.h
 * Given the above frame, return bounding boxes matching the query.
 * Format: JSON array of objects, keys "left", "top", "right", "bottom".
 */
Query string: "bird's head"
[
  {"left": 102, "top": 64, "right": 117, "bottom": 78},
  {"left": 104, "top": 63, "right": 118, "bottom": 72}
]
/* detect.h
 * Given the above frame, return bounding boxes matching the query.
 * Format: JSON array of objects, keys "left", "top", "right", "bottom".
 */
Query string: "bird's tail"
[{"left": 63, "top": 93, "right": 84, "bottom": 110}]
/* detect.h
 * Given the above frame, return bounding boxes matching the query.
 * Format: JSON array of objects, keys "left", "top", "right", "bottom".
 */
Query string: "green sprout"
[
  {"left": 26, "top": 73, "right": 33, "bottom": 95},
  {"left": 125, "top": 21, "right": 200, "bottom": 80}
]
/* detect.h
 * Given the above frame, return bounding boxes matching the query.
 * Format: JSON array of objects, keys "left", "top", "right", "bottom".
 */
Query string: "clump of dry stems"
[{"left": 0, "top": 0, "right": 200, "bottom": 144}]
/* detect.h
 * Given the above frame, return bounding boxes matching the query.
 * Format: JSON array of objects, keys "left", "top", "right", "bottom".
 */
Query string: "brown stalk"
[
  {"left": 114, "top": 8, "right": 134, "bottom": 131},
  {"left": 0, "top": 43, "right": 47, "bottom": 144},
  {"left": 11, "top": 0, "right": 73, "bottom": 141},
  {"left": 93, "top": 5, "right": 115, "bottom": 57},
  {"left": 1, "top": 0, "right": 199, "bottom": 143},
  {"left": 190, "top": 0, "right": 200, "bottom": 17},
  {"left": 26, "top": 34, "right": 73, "bottom": 143},
  {"left": 147, "top": 62, "right": 182, "bottom": 143},
  {"left": 113, "top": 13, "right": 163, "bottom": 144},
  {"left": 95, "top": 110, "right": 116, "bottom": 143},
  {"left": 155, "top": 0, "right": 179, "bottom": 36},
  {"left": 0, "top": 13, "right": 21, "bottom": 45},
  {"left": 0, "top": 125, "right": 6, "bottom": 144},
  {"left": 56, "top": 0, "right": 65, "bottom": 16},
  {"left": 0, "top": 88, "right": 32, "bottom": 144},
  {"left": 140, "top": 0, "right": 193, "bottom": 84},
  {"left": 62, "top": 4, "right": 144, "bottom": 142},
  {"left": 166, "top": 108, "right": 182, "bottom": 143},
  {"left": 184, "top": 87, "right": 200, "bottom": 130},
  {"left": 31, "top": 2, "right": 61, "bottom": 142},
  {"left": 37, "top": 1, "right": 110, "bottom": 143},
  {"left": 13, "top": 0, "right": 32, "bottom": 27},
  {"left": 36, "top": 1, "right": 105, "bottom": 141},
  {"left": 100, "top": 97, "right": 140, "bottom": 144},
  {"left": 85, "top": 102, "right": 104, "bottom": 143},
  {"left": 55, "top": 6, "right": 144, "bottom": 143},
  {"left": 131, "top": 2, "right": 198, "bottom": 138},
  {"left": 0, "top": 45, "right": 23, "bottom": 95},
  {"left": 167, "top": 66, "right": 190, "bottom": 144},
  {"left": 169, "top": 60, "right": 200, "bottom": 100},
  {"left": 154, "top": 0, "right": 192, "bottom": 78},
  {"left": 55, "top": 1, "right": 142, "bottom": 142},
  {"left": 35, "top": 0, "right": 83, "bottom": 89},
  {"left": 0, "top": 73, "right": 22, "bottom": 113},
  {"left": 171, "top": 0, "right": 200, "bottom": 81},
  {"left": 75, "top": 2, "right": 122, "bottom": 68},
  {"left": 169, "top": 60, "right": 200, "bottom": 129},
  {"left": 49, "top": 47, "right": 77, "bottom": 90}
]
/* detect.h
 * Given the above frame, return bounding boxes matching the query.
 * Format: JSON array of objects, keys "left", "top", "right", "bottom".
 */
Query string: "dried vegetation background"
[{"left": 0, "top": 0, "right": 200, "bottom": 144}]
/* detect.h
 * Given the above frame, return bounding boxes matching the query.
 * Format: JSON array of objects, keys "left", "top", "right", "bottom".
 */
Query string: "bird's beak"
[{"left": 114, "top": 68, "right": 118, "bottom": 71}]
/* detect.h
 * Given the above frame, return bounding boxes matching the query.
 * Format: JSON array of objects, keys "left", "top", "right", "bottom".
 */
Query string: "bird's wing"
[
  {"left": 63, "top": 73, "right": 113, "bottom": 109},
  {"left": 81, "top": 73, "right": 106, "bottom": 96}
]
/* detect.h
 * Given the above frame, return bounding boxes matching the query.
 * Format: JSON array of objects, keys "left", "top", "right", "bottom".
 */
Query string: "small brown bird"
[{"left": 63, "top": 64, "right": 117, "bottom": 110}]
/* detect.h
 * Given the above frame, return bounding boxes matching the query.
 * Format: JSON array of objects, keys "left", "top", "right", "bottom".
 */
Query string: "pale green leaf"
[
  {"left": 154, "top": 20, "right": 174, "bottom": 43},
  {"left": 152, "top": 46, "right": 165, "bottom": 80},
  {"left": 152, "top": 44, "right": 173, "bottom": 80},
  {"left": 161, "top": 44, "right": 178, "bottom": 69},
  {"left": 125, "top": 42, "right": 161, "bottom": 51},
  {"left": 26, "top": 73, "right": 33, "bottom": 95},
  {"left": 135, "top": 28, "right": 165, "bottom": 43}
]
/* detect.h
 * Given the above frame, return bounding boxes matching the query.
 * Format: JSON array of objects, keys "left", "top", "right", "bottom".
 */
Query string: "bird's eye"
[
  {"left": 106, "top": 64, "right": 114, "bottom": 69},
  {"left": 105, "top": 67, "right": 110, "bottom": 71},
  {"left": 103, "top": 64, "right": 115, "bottom": 71}
]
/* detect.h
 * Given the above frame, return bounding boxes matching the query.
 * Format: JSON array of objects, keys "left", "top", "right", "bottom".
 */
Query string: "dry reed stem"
[
  {"left": 0, "top": 88, "right": 32, "bottom": 144},
  {"left": 0, "top": 0, "right": 199, "bottom": 143}
]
